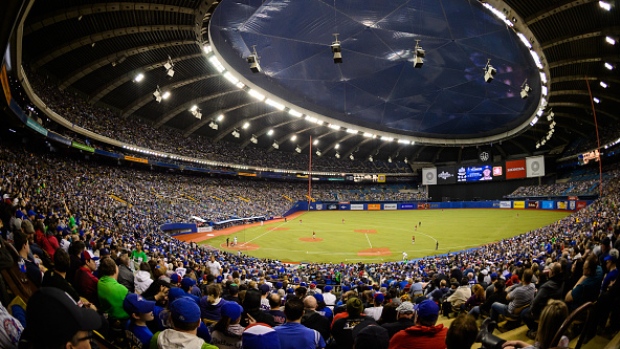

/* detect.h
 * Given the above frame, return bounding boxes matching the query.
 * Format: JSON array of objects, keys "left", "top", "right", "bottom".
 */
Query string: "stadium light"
[
  {"left": 267, "top": 129, "right": 274, "bottom": 136},
  {"left": 600, "top": 81, "right": 608, "bottom": 88},
  {"left": 133, "top": 73, "right": 144, "bottom": 82}
]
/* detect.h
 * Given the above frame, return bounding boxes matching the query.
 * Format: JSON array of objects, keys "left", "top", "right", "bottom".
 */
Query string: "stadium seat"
[{"left": 551, "top": 301, "right": 593, "bottom": 349}]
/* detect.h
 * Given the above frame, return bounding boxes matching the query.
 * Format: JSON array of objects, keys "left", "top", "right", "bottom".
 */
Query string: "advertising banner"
[
  {"left": 71, "top": 141, "right": 94, "bottom": 153},
  {"left": 339, "top": 204, "right": 350, "bottom": 210},
  {"left": 125, "top": 155, "right": 148, "bottom": 164},
  {"left": 47, "top": 131, "right": 72, "bottom": 146},
  {"left": 457, "top": 165, "right": 500, "bottom": 182},
  {"left": 527, "top": 201, "right": 539, "bottom": 209},
  {"left": 400, "top": 203, "right": 415, "bottom": 210},
  {"left": 418, "top": 203, "right": 430, "bottom": 210},
  {"left": 377, "top": 174, "right": 386, "bottom": 183},
  {"left": 436, "top": 166, "right": 457, "bottom": 184},
  {"left": 526, "top": 156, "right": 545, "bottom": 177},
  {"left": 197, "top": 227, "right": 213, "bottom": 233},
  {"left": 557, "top": 201, "right": 567, "bottom": 210},
  {"left": 367, "top": 204, "right": 381, "bottom": 211},
  {"left": 499, "top": 201, "right": 512, "bottom": 208},
  {"left": 541, "top": 201, "right": 555, "bottom": 209},
  {"left": 315, "top": 204, "right": 323, "bottom": 211},
  {"left": 27, "top": 118, "right": 48, "bottom": 136},
  {"left": 422, "top": 168, "right": 437, "bottom": 185},
  {"left": 351, "top": 204, "right": 364, "bottom": 211},
  {"left": 569, "top": 201, "right": 576, "bottom": 210},
  {"left": 506, "top": 159, "right": 526, "bottom": 179},
  {"left": 513, "top": 201, "right": 525, "bottom": 209},
  {"left": 576, "top": 201, "right": 587, "bottom": 210},
  {"left": 383, "top": 203, "right": 397, "bottom": 210},
  {"left": 568, "top": 196, "right": 578, "bottom": 201},
  {"left": 328, "top": 204, "right": 338, "bottom": 210}
]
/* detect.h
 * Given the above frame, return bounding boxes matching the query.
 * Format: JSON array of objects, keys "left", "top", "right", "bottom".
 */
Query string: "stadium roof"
[{"left": 20, "top": 0, "right": 620, "bottom": 164}]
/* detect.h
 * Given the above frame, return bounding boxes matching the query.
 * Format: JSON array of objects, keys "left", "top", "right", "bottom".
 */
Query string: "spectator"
[
  {"left": 117, "top": 250, "right": 135, "bottom": 293},
  {"left": 274, "top": 297, "right": 326, "bottom": 349},
  {"left": 565, "top": 253, "right": 603, "bottom": 310},
  {"left": 135, "top": 262, "right": 153, "bottom": 294},
  {"left": 268, "top": 293, "right": 286, "bottom": 326},
  {"left": 150, "top": 297, "right": 218, "bottom": 349},
  {"left": 353, "top": 325, "right": 389, "bottom": 349},
  {"left": 381, "top": 301, "right": 415, "bottom": 339},
  {"left": 123, "top": 293, "right": 156, "bottom": 347},
  {"left": 501, "top": 300, "right": 569, "bottom": 349},
  {"left": 301, "top": 295, "right": 331, "bottom": 342},
  {"left": 490, "top": 269, "right": 535, "bottom": 323},
  {"left": 98, "top": 257, "right": 129, "bottom": 321},
  {"left": 388, "top": 299, "right": 447, "bottom": 349},
  {"left": 445, "top": 278, "right": 471, "bottom": 317},
  {"left": 210, "top": 302, "right": 244, "bottom": 349},
  {"left": 323, "top": 286, "right": 337, "bottom": 310},
  {"left": 332, "top": 297, "right": 376, "bottom": 349},
  {"left": 242, "top": 323, "right": 282, "bottom": 349},
  {"left": 363, "top": 293, "right": 384, "bottom": 321},
  {"left": 206, "top": 255, "right": 222, "bottom": 277},
  {"left": 74, "top": 250, "right": 99, "bottom": 306},
  {"left": 13, "top": 231, "right": 42, "bottom": 287},
  {"left": 241, "top": 289, "right": 276, "bottom": 327},
  {"left": 131, "top": 242, "right": 148, "bottom": 270},
  {"left": 521, "top": 263, "right": 564, "bottom": 338},
  {"left": 200, "top": 283, "right": 228, "bottom": 322},
  {"left": 18, "top": 288, "right": 102, "bottom": 349},
  {"left": 445, "top": 314, "right": 478, "bottom": 349},
  {"left": 41, "top": 248, "right": 81, "bottom": 302}
]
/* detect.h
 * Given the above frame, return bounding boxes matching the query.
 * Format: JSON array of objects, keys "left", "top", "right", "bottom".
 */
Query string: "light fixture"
[
  {"left": 404, "top": 158, "right": 408, "bottom": 164},
  {"left": 520, "top": 79, "right": 532, "bottom": 99},
  {"left": 334, "top": 144, "right": 340, "bottom": 149},
  {"left": 349, "top": 154, "right": 354, "bottom": 160},
  {"left": 313, "top": 139, "right": 319, "bottom": 146},
  {"left": 316, "top": 150, "right": 322, "bottom": 156},
  {"left": 267, "top": 129, "right": 274, "bottom": 136},
  {"left": 153, "top": 86, "right": 163, "bottom": 103},
  {"left": 189, "top": 105, "right": 202, "bottom": 120},
  {"left": 541, "top": 86, "right": 548, "bottom": 96},
  {"left": 232, "top": 130, "right": 240, "bottom": 138},
  {"left": 541, "top": 139, "right": 546, "bottom": 145},
  {"left": 536, "top": 142, "right": 540, "bottom": 149},
  {"left": 606, "top": 36, "right": 616, "bottom": 45},
  {"left": 593, "top": 97, "right": 601, "bottom": 104},
  {"left": 335, "top": 152, "right": 340, "bottom": 159},
  {"left": 134, "top": 73, "right": 144, "bottom": 82},
  {"left": 368, "top": 155, "right": 373, "bottom": 162},
  {"left": 331, "top": 33, "right": 342, "bottom": 64},
  {"left": 605, "top": 62, "right": 614, "bottom": 70},
  {"left": 413, "top": 40, "right": 425, "bottom": 68},
  {"left": 162, "top": 91, "right": 170, "bottom": 100},
  {"left": 295, "top": 146, "right": 302, "bottom": 153},
  {"left": 547, "top": 110, "right": 554, "bottom": 121},
  {"left": 242, "top": 122, "right": 250, "bottom": 129},
  {"left": 388, "top": 157, "right": 392, "bottom": 163},
  {"left": 484, "top": 59, "right": 496, "bottom": 83},
  {"left": 208, "top": 121, "right": 218, "bottom": 130},
  {"left": 216, "top": 114, "right": 224, "bottom": 122},
  {"left": 599, "top": 1, "right": 612, "bottom": 11},
  {"left": 288, "top": 109, "right": 303, "bottom": 117},
  {"left": 164, "top": 55, "right": 175, "bottom": 78},
  {"left": 250, "top": 135, "right": 258, "bottom": 144},
  {"left": 600, "top": 81, "right": 608, "bottom": 88},
  {"left": 247, "top": 45, "right": 261, "bottom": 73},
  {"left": 290, "top": 135, "right": 297, "bottom": 141},
  {"left": 272, "top": 142, "right": 279, "bottom": 149},
  {"left": 530, "top": 116, "right": 539, "bottom": 126}
]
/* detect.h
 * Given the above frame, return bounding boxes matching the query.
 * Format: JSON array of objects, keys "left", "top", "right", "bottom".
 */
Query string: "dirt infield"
[
  {"left": 357, "top": 247, "right": 391, "bottom": 256},
  {"left": 299, "top": 237, "right": 324, "bottom": 242},
  {"left": 354, "top": 229, "right": 377, "bottom": 234},
  {"left": 219, "top": 243, "right": 260, "bottom": 251}
]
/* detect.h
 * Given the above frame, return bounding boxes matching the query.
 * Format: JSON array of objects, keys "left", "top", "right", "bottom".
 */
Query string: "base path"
[
  {"left": 357, "top": 247, "right": 391, "bottom": 256},
  {"left": 299, "top": 237, "right": 324, "bottom": 242},
  {"left": 219, "top": 242, "right": 260, "bottom": 251}
]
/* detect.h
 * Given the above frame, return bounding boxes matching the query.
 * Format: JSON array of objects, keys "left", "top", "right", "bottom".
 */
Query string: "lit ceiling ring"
[{"left": 206, "top": 0, "right": 551, "bottom": 147}]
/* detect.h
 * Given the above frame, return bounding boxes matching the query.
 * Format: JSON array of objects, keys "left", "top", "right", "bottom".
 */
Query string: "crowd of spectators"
[
  {"left": 506, "top": 179, "right": 601, "bottom": 198},
  {"left": 0, "top": 135, "right": 619, "bottom": 348},
  {"left": 24, "top": 72, "right": 412, "bottom": 175}
]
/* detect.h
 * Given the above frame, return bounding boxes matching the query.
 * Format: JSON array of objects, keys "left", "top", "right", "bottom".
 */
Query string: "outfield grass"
[{"left": 200, "top": 210, "right": 571, "bottom": 263}]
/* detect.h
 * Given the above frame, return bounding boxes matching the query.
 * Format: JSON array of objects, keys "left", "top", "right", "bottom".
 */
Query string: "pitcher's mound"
[
  {"left": 357, "top": 247, "right": 391, "bottom": 256},
  {"left": 299, "top": 237, "right": 324, "bottom": 242},
  {"left": 220, "top": 243, "right": 260, "bottom": 251},
  {"left": 354, "top": 229, "right": 377, "bottom": 234}
]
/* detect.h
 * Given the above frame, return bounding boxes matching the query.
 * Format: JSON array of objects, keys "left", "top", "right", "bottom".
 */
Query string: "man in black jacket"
[
  {"left": 241, "top": 288, "right": 276, "bottom": 327},
  {"left": 521, "top": 263, "right": 564, "bottom": 337},
  {"left": 301, "top": 294, "right": 330, "bottom": 341},
  {"left": 381, "top": 301, "right": 415, "bottom": 339}
]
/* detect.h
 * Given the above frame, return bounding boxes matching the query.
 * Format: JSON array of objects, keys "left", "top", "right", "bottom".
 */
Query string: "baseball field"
[{"left": 197, "top": 209, "right": 572, "bottom": 263}]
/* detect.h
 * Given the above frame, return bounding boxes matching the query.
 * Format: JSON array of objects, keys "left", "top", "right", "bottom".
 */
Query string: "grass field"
[{"left": 200, "top": 210, "right": 572, "bottom": 263}]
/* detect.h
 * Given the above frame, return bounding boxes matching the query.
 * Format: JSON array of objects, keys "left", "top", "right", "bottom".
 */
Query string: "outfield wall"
[{"left": 285, "top": 199, "right": 593, "bottom": 215}]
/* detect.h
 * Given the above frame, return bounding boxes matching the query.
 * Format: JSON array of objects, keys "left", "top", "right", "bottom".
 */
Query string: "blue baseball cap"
[
  {"left": 414, "top": 299, "right": 439, "bottom": 322},
  {"left": 181, "top": 277, "right": 196, "bottom": 289},
  {"left": 221, "top": 302, "right": 243, "bottom": 321},
  {"left": 170, "top": 298, "right": 201, "bottom": 324},
  {"left": 123, "top": 293, "right": 155, "bottom": 315},
  {"left": 324, "top": 286, "right": 332, "bottom": 292}
]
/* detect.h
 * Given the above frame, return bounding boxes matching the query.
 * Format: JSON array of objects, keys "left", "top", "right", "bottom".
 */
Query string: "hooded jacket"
[
  {"left": 135, "top": 270, "right": 154, "bottom": 294},
  {"left": 200, "top": 297, "right": 228, "bottom": 321},
  {"left": 151, "top": 329, "right": 217, "bottom": 349},
  {"left": 388, "top": 324, "right": 448, "bottom": 349}
]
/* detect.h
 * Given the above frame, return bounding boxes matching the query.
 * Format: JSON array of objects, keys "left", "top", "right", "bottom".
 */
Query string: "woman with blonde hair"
[
  {"left": 502, "top": 300, "right": 569, "bottom": 349},
  {"left": 462, "top": 284, "right": 485, "bottom": 312}
]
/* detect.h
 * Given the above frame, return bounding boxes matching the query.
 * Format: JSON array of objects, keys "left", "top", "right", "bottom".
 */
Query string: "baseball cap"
[
  {"left": 80, "top": 250, "right": 98, "bottom": 264},
  {"left": 170, "top": 297, "right": 201, "bottom": 325},
  {"left": 490, "top": 272, "right": 498, "bottom": 280},
  {"left": 242, "top": 323, "right": 281, "bottom": 349},
  {"left": 170, "top": 273, "right": 181, "bottom": 284},
  {"left": 181, "top": 277, "right": 196, "bottom": 289},
  {"left": 374, "top": 293, "right": 385, "bottom": 304},
  {"left": 259, "top": 284, "right": 271, "bottom": 295},
  {"left": 324, "top": 286, "right": 333, "bottom": 292},
  {"left": 395, "top": 301, "right": 414, "bottom": 314},
  {"left": 353, "top": 325, "right": 389, "bottom": 349},
  {"left": 221, "top": 302, "right": 243, "bottom": 321},
  {"left": 342, "top": 285, "right": 350, "bottom": 292},
  {"left": 123, "top": 293, "right": 155, "bottom": 315},
  {"left": 100, "top": 248, "right": 111, "bottom": 256},
  {"left": 414, "top": 299, "right": 440, "bottom": 322},
  {"left": 299, "top": 282, "right": 307, "bottom": 287},
  {"left": 313, "top": 293, "right": 324, "bottom": 303},
  {"left": 21, "top": 288, "right": 102, "bottom": 347},
  {"left": 604, "top": 254, "right": 617, "bottom": 262}
]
